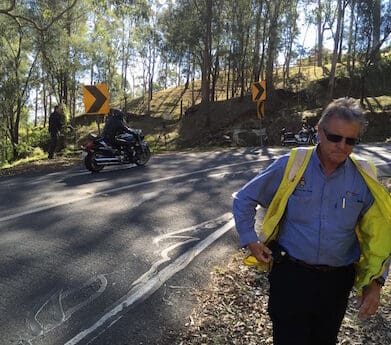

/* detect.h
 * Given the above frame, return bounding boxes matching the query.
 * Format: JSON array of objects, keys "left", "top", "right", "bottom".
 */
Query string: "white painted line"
[
  {"left": 64, "top": 215, "right": 235, "bottom": 345},
  {"left": 0, "top": 159, "right": 269, "bottom": 223}
]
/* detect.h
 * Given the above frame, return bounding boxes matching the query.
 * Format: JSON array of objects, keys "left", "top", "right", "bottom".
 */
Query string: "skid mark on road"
[
  {"left": 22, "top": 275, "right": 107, "bottom": 344},
  {"left": 18, "top": 214, "right": 235, "bottom": 345},
  {"left": 130, "top": 214, "right": 233, "bottom": 291},
  {"left": 63, "top": 213, "right": 234, "bottom": 345}
]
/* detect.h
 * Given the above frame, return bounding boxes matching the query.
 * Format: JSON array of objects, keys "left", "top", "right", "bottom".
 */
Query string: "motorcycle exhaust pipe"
[{"left": 94, "top": 157, "right": 120, "bottom": 165}]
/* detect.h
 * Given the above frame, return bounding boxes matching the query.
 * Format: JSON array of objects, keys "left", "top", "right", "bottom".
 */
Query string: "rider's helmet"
[{"left": 110, "top": 108, "right": 126, "bottom": 121}]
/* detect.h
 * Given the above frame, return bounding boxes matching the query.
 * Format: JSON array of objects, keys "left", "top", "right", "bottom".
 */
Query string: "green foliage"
[
  {"left": 1, "top": 147, "right": 46, "bottom": 169},
  {"left": 15, "top": 142, "right": 35, "bottom": 159},
  {"left": 27, "top": 127, "right": 51, "bottom": 150}
]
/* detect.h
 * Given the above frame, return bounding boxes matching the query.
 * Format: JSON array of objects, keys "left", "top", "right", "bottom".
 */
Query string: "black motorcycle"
[
  {"left": 81, "top": 129, "right": 151, "bottom": 172},
  {"left": 280, "top": 125, "right": 317, "bottom": 146}
]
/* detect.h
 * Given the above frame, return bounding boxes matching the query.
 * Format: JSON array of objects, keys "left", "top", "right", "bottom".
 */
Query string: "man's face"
[{"left": 318, "top": 117, "right": 360, "bottom": 166}]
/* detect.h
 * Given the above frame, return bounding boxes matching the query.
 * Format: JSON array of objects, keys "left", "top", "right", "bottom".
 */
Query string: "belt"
[
  {"left": 268, "top": 240, "right": 351, "bottom": 273},
  {"left": 286, "top": 255, "right": 350, "bottom": 272}
]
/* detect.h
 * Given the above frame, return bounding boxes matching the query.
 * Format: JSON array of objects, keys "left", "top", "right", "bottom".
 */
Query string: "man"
[
  {"left": 102, "top": 108, "right": 132, "bottom": 150},
  {"left": 233, "top": 98, "right": 390, "bottom": 345},
  {"left": 48, "top": 104, "right": 63, "bottom": 159}
]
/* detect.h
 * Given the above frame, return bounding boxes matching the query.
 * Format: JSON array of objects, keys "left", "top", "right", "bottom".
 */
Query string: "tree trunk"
[
  {"left": 226, "top": 45, "right": 232, "bottom": 100},
  {"left": 211, "top": 48, "right": 220, "bottom": 101},
  {"left": 240, "top": 27, "right": 250, "bottom": 99},
  {"left": 316, "top": 0, "right": 323, "bottom": 67},
  {"left": 372, "top": 0, "right": 381, "bottom": 62},
  {"left": 252, "top": 0, "right": 264, "bottom": 82},
  {"left": 148, "top": 45, "right": 155, "bottom": 103},
  {"left": 337, "top": 0, "right": 346, "bottom": 63},
  {"left": 43, "top": 81, "right": 48, "bottom": 127},
  {"left": 327, "top": 0, "right": 343, "bottom": 101},
  {"left": 201, "top": 0, "right": 212, "bottom": 103},
  {"left": 177, "top": 57, "right": 182, "bottom": 87},
  {"left": 34, "top": 87, "right": 39, "bottom": 127},
  {"left": 265, "top": 0, "right": 282, "bottom": 96},
  {"left": 346, "top": 0, "right": 356, "bottom": 76}
]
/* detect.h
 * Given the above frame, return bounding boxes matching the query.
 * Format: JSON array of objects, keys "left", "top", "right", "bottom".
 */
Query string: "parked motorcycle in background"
[
  {"left": 280, "top": 123, "right": 318, "bottom": 146},
  {"left": 81, "top": 129, "right": 151, "bottom": 172}
]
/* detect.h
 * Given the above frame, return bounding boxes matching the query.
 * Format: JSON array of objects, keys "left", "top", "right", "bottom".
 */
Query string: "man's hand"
[
  {"left": 247, "top": 241, "right": 272, "bottom": 264},
  {"left": 358, "top": 280, "right": 382, "bottom": 319}
]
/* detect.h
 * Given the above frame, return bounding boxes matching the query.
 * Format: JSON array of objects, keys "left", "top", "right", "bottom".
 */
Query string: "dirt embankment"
[{"left": 178, "top": 92, "right": 391, "bottom": 148}]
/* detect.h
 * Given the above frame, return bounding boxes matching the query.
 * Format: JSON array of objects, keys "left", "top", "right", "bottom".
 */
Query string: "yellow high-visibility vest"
[{"left": 243, "top": 146, "right": 391, "bottom": 293}]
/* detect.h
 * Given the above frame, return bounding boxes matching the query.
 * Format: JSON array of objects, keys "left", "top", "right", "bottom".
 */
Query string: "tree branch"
[
  {"left": 0, "top": 0, "right": 79, "bottom": 33},
  {"left": 0, "top": 0, "right": 16, "bottom": 14}
]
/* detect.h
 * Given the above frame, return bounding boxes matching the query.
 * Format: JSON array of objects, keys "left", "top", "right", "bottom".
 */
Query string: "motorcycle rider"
[{"left": 102, "top": 109, "right": 133, "bottom": 152}]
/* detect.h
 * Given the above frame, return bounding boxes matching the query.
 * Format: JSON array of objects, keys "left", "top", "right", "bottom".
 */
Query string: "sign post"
[
  {"left": 252, "top": 80, "right": 266, "bottom": 146},
  {"left": 82, "top": 83, "right": 110, "bottom": 114}
]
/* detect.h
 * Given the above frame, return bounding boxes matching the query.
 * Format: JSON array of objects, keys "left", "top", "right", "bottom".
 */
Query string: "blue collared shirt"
[{"left": 233, "top": 149, "right": 375, "bottom": 267}]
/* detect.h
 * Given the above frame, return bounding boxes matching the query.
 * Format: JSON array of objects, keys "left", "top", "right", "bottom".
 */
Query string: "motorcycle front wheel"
[
  {"left": 135, "top": 145, "right": 151, "bottom": 166},
  {"left": 85, "top": 152, "right": 104, "bottom": 172}
]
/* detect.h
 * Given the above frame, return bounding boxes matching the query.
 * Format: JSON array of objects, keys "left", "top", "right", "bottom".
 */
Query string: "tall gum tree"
[
  {"left": 0, "top": 0, "right": 78, "bottom": 160},
  {"left": 265, "top": 0, "right": 283, "bottom": 98}
]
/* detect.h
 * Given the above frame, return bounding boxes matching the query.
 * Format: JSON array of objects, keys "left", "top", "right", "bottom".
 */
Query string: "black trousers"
[
  {"left": 268, "top": 259, "right": 355, "bottom": 345},
  {"left": 48, "top": 132, "right": 58, "bottom": 158}
]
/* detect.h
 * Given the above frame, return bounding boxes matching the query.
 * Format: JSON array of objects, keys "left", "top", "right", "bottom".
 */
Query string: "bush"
[
  {"left": 27, "top": 126, "right": 50, "bottom": 151},
  {"left": 16, "top": 142, "right": 34, "bottom": 159}
]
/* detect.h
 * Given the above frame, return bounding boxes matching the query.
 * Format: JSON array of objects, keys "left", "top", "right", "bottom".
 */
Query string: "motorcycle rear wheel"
[
  {"left": 135, "top": 146, "right": 151, "bottom": 166},
  {"left": 85, "top": 152, "right": 104, "bottom": 172}
]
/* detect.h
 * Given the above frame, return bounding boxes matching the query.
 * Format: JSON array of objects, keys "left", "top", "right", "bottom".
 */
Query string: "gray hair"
[{"left": 318, "top": 98, "right": 365, "bottom": 134}]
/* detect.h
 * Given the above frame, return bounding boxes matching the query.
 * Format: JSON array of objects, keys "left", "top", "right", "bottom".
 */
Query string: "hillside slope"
[{"left": 121, "top": 75, "right": 391, "bottom": 148}]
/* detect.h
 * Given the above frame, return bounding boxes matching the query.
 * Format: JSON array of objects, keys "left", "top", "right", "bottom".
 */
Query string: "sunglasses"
[{"left": 323, "top": 128, "right": 359, "bottom": 146}]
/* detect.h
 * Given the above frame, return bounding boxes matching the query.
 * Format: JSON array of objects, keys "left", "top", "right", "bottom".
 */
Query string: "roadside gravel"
[
  {"left": 0, "top": 156, "right": 81, "bottom": 176},
  {"left": 173, "top": 254, "right": 390, "bottom": 345}
]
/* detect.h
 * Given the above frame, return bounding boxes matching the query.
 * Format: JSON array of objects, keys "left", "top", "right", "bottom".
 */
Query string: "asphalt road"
[{"left": 0, "top": 144, "right": 390, "bottom": 345}]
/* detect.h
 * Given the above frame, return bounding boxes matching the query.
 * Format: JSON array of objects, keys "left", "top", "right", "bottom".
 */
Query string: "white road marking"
[
  {"left": 0, "top": 159, "right": 268, "bottom": 223},
  {"left": 64, "top": 214, "right": 235, "bottom": 345},
  {"left": 24, "top": 275, "right": 107, "bottom": 344}
]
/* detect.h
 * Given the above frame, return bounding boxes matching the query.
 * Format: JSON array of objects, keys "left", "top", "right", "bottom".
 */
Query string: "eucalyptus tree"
[
  {"left": 200, "top": 0, "right": 213, "bottom": 103},
  {"left": 0, "top": 12, "right": 36, "bottom": 159},
  {"left": 158, "top": 1, "right": 191, "bottom": 86},
  {"left": 0, "top": 0, "right": 78, "bottom": 160},
  {"left": 33, "top": 0, "right": 91, "bottom": 121},
  {"left": 264, "top": 0, "right": 284, "bottom": 96},
  {"left": 251, "top": 0, "right": 266, "bottom": 83},
  {"left": 346, "top": 0, "right": 357, "bottom": 75},
  {"left": 110, "top": 0, "right": 149, "bottom": 109},
  {"left": 354, "top": 0, "right": 391, "bottom": 104},
  {"left": 372, "top": 0, "right": 382, "bottom": 62},
  {"left": 223, "top": 0, "right": 254, "bottom": 99},
  {"left": 0, "top": 0, "right": 84, "bottom": 159},
  {"left": 249, "top": 0, "right": 300, "bottom": 93},
  {"left": 133, "top": 3, "right": 159, "bottom": 111},
  {"left": 280, "top": 0, "right": 299, "bottom": 88},
  {"left": 327, "top": 0, "right": 346, "bottom": 100},
  {"left": 88, "top": 2, "right": 123, "bottom": 95},
  {"left": 302, "top": 0, "right": 335, "bottom": 69},
  {"left": 159, "top": 0, "right": 216, "bottom": 104}
]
